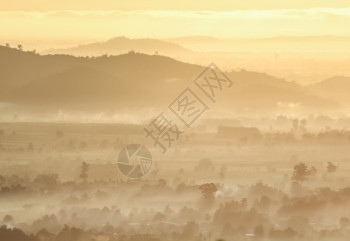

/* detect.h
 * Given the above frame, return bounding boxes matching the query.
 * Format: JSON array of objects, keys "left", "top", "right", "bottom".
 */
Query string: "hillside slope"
[
  {"left": 42, "top": 37, "right": 193, "bottom": 57},
  {"left": 0, "top": 45, "right": 337, "bottom": 112}
]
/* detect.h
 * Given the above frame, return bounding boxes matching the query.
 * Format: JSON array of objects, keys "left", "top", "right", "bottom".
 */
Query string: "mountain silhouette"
[
  {"left": 41, "top": 37, "right": 192, "bottom": 57},
  {"left": 307, "top": 76, "right": 350, "bottom": 107},
  {"left": 0, "top": 45, "right": 338, "bottom": 112}
]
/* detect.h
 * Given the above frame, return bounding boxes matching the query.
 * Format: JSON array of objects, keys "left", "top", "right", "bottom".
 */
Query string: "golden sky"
[
  {"left": 1, "top": 0, "right": 350, "bottom": 11},
  {"left": 1, "top": 1, "right": 350, "bottom": 49}
]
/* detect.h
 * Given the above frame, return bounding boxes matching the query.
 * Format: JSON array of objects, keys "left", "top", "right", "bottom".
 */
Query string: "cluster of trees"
[
  {"left": 0, "top": 162, "right": 90, "bottom": 195},
  {"left": 0, "top": 128, "right": 127, "bottom": 154},
  {"left": 3, "top": 43, "right": 39, "bottom": 54},
  {"left": 291, "top": 162, "right": 338, "bottom": 182},
  {"left": 1, "top": 168, "right": 350, "bottom": 241}
]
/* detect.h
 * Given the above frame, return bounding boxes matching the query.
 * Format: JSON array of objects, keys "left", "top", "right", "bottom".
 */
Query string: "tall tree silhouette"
[
  {"left": 327, "top": 162, "right": 337, "bottom": 173},
  {"left": 292, "top": 162, "right": 311, "bottom": 182},
  {"left": 79, "top": 162, "right": 89, "bottom": 183}
]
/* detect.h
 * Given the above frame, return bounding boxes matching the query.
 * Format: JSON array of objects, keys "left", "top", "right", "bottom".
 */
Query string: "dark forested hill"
[{"left": 0, "top": 45, "right": 338, "bottom": 111}]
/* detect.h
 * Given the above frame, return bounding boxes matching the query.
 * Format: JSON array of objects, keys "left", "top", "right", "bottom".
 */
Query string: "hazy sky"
[
  {"left": 2, "top": 0, "right": 350, "bottom": 11},
  {"left": 1, "top": 1, "right": 350, "bottom": 49}
]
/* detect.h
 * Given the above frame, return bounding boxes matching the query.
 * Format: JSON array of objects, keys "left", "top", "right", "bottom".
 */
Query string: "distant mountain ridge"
[
  {"left": 42, "top": 37, "right": 193, "bottom": 57},
  {"left": 0, "top": 45, "right": 340, "bottom": 112},
  {"left": 307, "top": 76, "right": 350, "bottom": 106}
]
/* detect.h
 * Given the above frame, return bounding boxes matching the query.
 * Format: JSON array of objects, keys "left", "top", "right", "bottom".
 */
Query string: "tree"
[
  {"left": 291, "top": 162, "right": 311, "bottom": 182},
  {"left": 55, "top": 225, "right": 83, "bottom": 241},
  {"left": 254, "top": 225, "right": 264, "bottom": 239},
  {"left": 79, "top": 162, "right": 89, "bottom": 183},
  {"left": 327, "top": 162, "right": 337, "bottom": 173},
  {"left": 199, "top": 183, "right": 218, "bottom": 207},
  {"left": 181, "top": 221, "right": 199, "bottom": 239},
  {"left": 0, "top": 225, "right": 38, "bottom": 241},
  {"left": 292, "top": 119, "right": 299, "bottom": 131},
  {"left": 5, "top": 43, "right": 10, "bottom": 48},
  {"left": 3, "top": 215, "right": 14, "bottom": 224},
  {"left": 27, "top": 142, "right": 34, "bottom": 152},
  {"left": 194, "top": 158, "right": 214, "bottom": 173},
  {"left": 17, "top": 44, "right": 23, "bottom": 51},
  {"left": 199, "top": 183, "right": 217, "bottom": 199},
  {"left": 0, "top": 175, "right": 5, "bottom": 187},
  {"left": 55, "top": 130, "right": 64, "bottom": 138},
  {"left": 34, "top": 174, "right": 59, "bottom": 189},
  {"left": 309, "top": 166, "right": 318, "bottom": 176}
]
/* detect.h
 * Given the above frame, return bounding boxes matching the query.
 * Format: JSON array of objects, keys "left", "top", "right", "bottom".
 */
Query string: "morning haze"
[{"left": 1, "top": 1, "right": 350, "bottom": 241}]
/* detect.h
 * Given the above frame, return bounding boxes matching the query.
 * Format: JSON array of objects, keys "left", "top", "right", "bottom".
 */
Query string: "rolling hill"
[
  {"left": 307, "top": 76, "right": 350, "bottom": 107},
  {"left": 41, "top": 37, "right": 193, "bottom": 57},
  {"left": 0, "top": 45, "right": 339, "bottom": 112}
]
